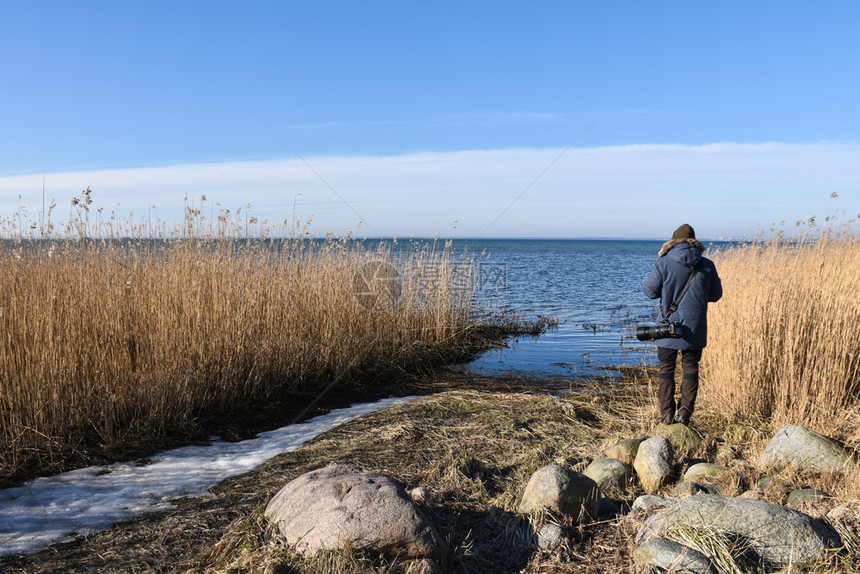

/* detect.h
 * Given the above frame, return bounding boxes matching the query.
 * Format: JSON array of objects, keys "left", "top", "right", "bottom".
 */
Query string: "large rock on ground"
[
  {"left": 633, "top": 537, "right": 717, "bottom": 574},
  {"left": 636, "top": 494, "right": 841, "bottom": 568},
  {"left": 633, "top": 436, "right": 675, "bottom": 494},
  {"left": 265, "top": 464, "right": 446, "bottom": 559},
  {"left": 604, "top": 437, "right": 646, "bottom": 466},
  {"left": 653, "top": 422, "right": 703, "bottom": 453},
  {"left": 683, "top": 462, "right": 730, "bottom": 483},
  {"left": 519, "top": 464, "right": 600, "bottom": 521},
  {"left": 758, "top": 424, "right": 853, "bottom": 472},
  {"left": 583, "top": 457, "right": 629, "bottom": 495}
]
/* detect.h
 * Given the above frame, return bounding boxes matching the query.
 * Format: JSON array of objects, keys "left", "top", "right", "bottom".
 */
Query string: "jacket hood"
[{"left": 658, "top": 238, "right": 704, "bottom": 267}]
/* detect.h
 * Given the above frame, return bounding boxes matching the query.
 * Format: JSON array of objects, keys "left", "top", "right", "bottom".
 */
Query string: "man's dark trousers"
[{"left": 657, "top": 347, "right": 703, "bottom": 420}]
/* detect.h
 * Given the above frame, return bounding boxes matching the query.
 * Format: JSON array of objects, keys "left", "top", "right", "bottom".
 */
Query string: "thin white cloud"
[
  {"left": 286, "top": 112, "right": 565, "bottom": 132},
  {"left": 1, "top": 142, "right": 858, "bottom": 239},
  {"left": 430, "top": 111, "right": 566, "bottom": 127},
  {"left": 288, "top": 120, "right": 351, "bottom": 130}
]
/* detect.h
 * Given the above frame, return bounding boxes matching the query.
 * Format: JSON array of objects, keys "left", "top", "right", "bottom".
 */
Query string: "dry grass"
[
  {"left": 4, "top": 376, "right": 859, "bottom": 573},
  {"left": 187, "top": 383, "right": 656, "bottom": 574},
  {"left": 0, "top": 191, "right": 519, "bottom": 485},
  {"left": 701, "top": 219, "right": 860, "bottom": 443},
  {"left": 185, "top": 381, "right": 860, "bottom": 574}
]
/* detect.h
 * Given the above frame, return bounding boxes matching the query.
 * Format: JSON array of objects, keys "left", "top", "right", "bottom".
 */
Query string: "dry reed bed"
[
  {"left": 0, "top": 222, "right": 497, "bottom": 483},
  {"left": 701, "top": 226, "right": 860, "bottom": 442}
]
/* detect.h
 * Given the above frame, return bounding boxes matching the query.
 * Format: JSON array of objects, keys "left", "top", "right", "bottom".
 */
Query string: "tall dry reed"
[
  {"left": 701, "top": 221, "right": 860, "bottom": 440},
  {"left": 0, "top": 191, "right": 499, "bottom": 482}
]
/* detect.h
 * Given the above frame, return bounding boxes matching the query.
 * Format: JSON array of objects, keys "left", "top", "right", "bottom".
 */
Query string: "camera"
[{"left": 635, "top": 321, "right": 684, "bottom": 341}]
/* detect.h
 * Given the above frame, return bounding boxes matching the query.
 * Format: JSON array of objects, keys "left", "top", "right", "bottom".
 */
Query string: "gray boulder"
[
  {"left": 519, "top": 464, "right": 600, "bottom": 521},
  {"left": 758, "top": 424, "right": 853, "bottom": 472},
  {"left": 634, "top": 436, "right": 675, "bottom": 494},
  {"left": 604, "top": 437, "right": 646, "bottom": 465},
  {"left": 633, "top": 537, "right": 717, "bottom": 574},
  {"left": 265, "top": 464, "right": 446, "bottom": 559},
  {"left": 636, "top": 494, "right": 841, "bottom": 568},
  {"left": 583, "top": 457, "right": 629, "bottom": 495}
]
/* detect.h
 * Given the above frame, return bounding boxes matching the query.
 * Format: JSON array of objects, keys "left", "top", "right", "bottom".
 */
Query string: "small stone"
[
  {"left": 410, "top": 487, "right": 433, "bottom": 505},
  {"left": 631, "top": 494, "right": 676, "bottom": 515},
  {"left": 828, "top": 503, "right": 860, "bottom": 522},
  {"left": 536, "top": 523, "right": 568, "bottom": 551},
  {"left": 786, "top": 488, "right": 830, "bottom": 509},
  {"left": 756, "top": 476, "right": 794, "bottom": 493},
  {"left": 636, "top": 494, "right": 841, "bottom": 568}
]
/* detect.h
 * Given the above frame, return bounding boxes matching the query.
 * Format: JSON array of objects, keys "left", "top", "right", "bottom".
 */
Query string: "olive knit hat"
[{"left": 672, "top": 224, "right": 696, "bottom": 240}]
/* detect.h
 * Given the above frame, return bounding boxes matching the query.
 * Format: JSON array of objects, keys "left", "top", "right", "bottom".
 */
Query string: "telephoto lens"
[
  {"left": 635, "top": 322, "right": 683, "bottom": 341},
  {"left": 636, "top": 325, "right": 664, "bottom": 341}
]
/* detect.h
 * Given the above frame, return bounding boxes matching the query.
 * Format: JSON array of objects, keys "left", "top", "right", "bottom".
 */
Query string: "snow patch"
[{"left": 0, "top": 396, "right": 416, "bottom": 558}]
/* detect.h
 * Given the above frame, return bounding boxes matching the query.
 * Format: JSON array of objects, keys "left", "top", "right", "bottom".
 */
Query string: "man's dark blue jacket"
[{"left": 643, "top": 238, "right": 723, "bottom": 350}]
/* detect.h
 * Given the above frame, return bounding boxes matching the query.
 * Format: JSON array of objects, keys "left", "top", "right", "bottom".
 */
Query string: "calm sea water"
[{"left": 434, "top": 238, "right": 724, "bottom": 379}]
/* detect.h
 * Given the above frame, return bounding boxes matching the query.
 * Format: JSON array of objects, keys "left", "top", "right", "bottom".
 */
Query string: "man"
[{"left": 643, "top": 224, "right": 723, "bottom": 425}]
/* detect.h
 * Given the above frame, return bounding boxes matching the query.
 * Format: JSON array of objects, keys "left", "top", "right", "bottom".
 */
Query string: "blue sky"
[{"left": 1, "top": 1, "right": 858, "bottom": 238}]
